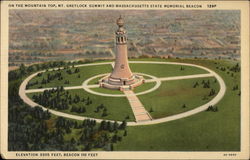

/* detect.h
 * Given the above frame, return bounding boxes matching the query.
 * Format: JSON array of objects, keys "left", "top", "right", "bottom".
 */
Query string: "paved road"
[{"left": 19, "top": 61, "right": 226, "bottom": 126}]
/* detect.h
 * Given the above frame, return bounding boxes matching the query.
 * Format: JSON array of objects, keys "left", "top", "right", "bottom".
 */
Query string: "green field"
[
  {"left": 130, "top": 63, "right": 208, "bottom": 78},
  {"left": 87, "top": 76, "right": 105, "bottom": 85},
  {"left": 133, "top": 82, "right": 156, "bottom": 93},
  {"left": 114, "top": 59, "right": 240, "bottom": 151},
  {"left": 25, "top": 58, "right": 240, "bottom": 151},
  {"left": 28, "top": 88, "right": 135, "bottom": 122},
  {"left": 139, "top": 77, "right": 220, "bottom": 119},
  {"left": 28, "top": 64, "right": 112, "bottom": 89}
]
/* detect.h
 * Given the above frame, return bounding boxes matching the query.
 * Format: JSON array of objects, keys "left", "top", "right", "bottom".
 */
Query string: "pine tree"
[
  {"left": 102, "top": 109, "right": 108, "bottom": 117},
  {"left": 150, "top": 107, "right": 154, "bottom": 112},
  {"left": 113, "top": 121, "right": 118, "bottom": 131},
  {"left": 123, "top": 130, "right": 127, "bottom": 136},
  {"left": 110, "top": 143, "right": 114, "bottom": 151},
  {"left": 119, "top": 120, "right": 127, "bottom": 130}
]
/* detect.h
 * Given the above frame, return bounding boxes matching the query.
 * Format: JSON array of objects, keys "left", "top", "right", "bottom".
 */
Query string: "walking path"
[
  {"left": 145, "top": 73, "right": 214, "bottom": 83},
  {"left": 19, "top": 61, "right": 226, "bottom": 126},
  {"left": 25, "top": 84, "right": 99, "bottom": 93},
  {"left": 124, "top": 90, "right": 152, "bottom": 122}
]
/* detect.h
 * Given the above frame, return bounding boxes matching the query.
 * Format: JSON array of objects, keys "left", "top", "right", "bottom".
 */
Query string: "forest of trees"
[
  {"left": 26, "top": 65, "right": 81, "bottom": 89},
  {"left": 30, "top": 86, "right": 111, "bottom": 117},
  {"left": 8, "top": 60, "right": 127, "bottom": 151},
  {"left": 8, "top": 58, "right": 241, "bottom": 151}
]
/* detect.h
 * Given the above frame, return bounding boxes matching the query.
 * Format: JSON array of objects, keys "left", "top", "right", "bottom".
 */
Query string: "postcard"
[{"left": 0, "top": 0, "right": 249, "bottom": 159}]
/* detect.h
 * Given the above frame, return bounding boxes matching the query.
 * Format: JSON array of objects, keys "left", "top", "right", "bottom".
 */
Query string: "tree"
[
  {"left": 149, "top": 107, "right": 154, "bottom": 112},
  {"left": 238, "top": 91, "right": 241, "bottom": 96},
  {"left": 123, "top": 130, "right": 127, "bottom": 136},
  {"left": 112, "top": 134, "right": 118, "bottom": 143},
  {"left": 102, "top": 109, "right": 108, "bottom": 117},
  {"left": 113, "top": 121, "right": 118, "bottom": 131},
  {"left": 79, "top": 106, "right": 86, "bottom": 113},
  {"left": 74, "top": 68, "right": 80, "bottom": 73},
  {"left": 20, "top": 63, "right": 26, "bottom": 75},
  {"left": 65, "top": 126, "right": 71, "bottom": 134},
  {"left": 107, "top": 121, "right": 112, "bottom": 132},
  {"left": 70, "top": 138, "right": 76, "bottom": 144},
  {"left": 209, "top": 89, "right": 216, "bottom": 96},
  {"left": 125, "top": 115, "right": 130, "bottom": 120},
  {"left": 84, "top": 143, "right": 92, "bottom": 151},
  {"left": 99, "top": 121, "right": 107, "bottom": 130},
  {"left": 119, "top": 120, "right": 127, "bottom": 130},
  {"left": 41, "top": 78, "right": 47, "bottom": 84},
  {"left": 214, "top": 106, "right": 218, "bottom": 112},
  {"left": 60, "top": 86, "right": 64, "bottom": 92},
  {"left": 95, "top": 106, "right": 100, "bottom": 113},
  {"left": 110, "top": 143, "right": 114, "bottom": 151},
  {"left": 66, "top": 69, "right": 72, "bottom": 74},
  {"left": 193, "top": 82, "right": 199, "bottom": 88},
  {"left": 27, "top": 66, "right": 34, "bottom": 72}
]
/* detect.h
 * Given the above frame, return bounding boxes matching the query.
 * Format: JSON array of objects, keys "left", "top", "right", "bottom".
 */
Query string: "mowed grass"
[
  {"left": 25, "top": 58, "right": 240, "bottom": 151},
  {"left": 27, "top": 88, "right": 135, "bottom": 122},
  {"left": 139, "top": 77, "right": 219, "bottom": 119},
  {"left": 129, "top": 63, "right": 208, "bottom": 78},
  {"left": 133, "top": 82, "right": 156, "bottom": 93},
  {"left": 115, "top": 58, "right": 240, "bottom": 151},
  {"left": 28, "top": 64, "right": 112, "bottom": 89},
  {"left": 87, "top": 76, "right": 104, "bottom": 85}
]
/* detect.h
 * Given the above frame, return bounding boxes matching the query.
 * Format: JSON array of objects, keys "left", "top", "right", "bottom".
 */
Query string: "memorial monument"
[{"left": 99, "top": 16, "right": 144, "bottom": 91}]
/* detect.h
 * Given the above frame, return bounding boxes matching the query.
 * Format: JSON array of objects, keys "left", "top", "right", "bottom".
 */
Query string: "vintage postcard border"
[{"left": 1, "top": 1, "right": 249, "bottom": 159}]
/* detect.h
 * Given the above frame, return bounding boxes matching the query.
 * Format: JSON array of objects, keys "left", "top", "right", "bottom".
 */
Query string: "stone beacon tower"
[{"left": 99, "top": 16, "right": 144, "bottom": 91}]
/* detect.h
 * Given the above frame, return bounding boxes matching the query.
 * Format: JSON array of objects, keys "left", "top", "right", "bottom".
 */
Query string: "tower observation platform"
[{"left": 99, "top": 16, "right": 144, "bottom": 91}]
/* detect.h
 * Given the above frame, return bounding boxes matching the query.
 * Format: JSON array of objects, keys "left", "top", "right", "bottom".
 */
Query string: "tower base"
[{"left": 99, "top": 74, "right": 144, "bottom": 91}]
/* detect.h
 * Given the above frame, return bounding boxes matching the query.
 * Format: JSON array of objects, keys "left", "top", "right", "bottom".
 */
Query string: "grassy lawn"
[
  {"left": 133, "top": 82, "right": 156, "bottom": 93},
  {"left": 114, "top": 58, "right": 240, "bottom": 151},
  {"left": 27, "top": 88, "right": 135, "bottom": 122},
  {"left": 87, "top": 76, "right": 104, "bottom": 85},
  {"left": 140, "top": 75, "right": 153, "bottom": 80},
  {"left": 91, "top": 87, "right": 124, "bottom": 95},
  {"left": 130, "top": 63, "right": 208, "bottom": 78},
  {"left": 138, "top": 77, "right": 219, "bottom": 119},
  {"left": 28, "top": 64, "right": 112, "bottom": 89},
  {"left": 24, "top": 58, "right": 240, "bottom": 151}
]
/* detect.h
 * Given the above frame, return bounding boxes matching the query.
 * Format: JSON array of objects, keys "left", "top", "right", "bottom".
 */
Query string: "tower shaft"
[{"left": 110, "top": 32, "right": 133, "bottom": 79}]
